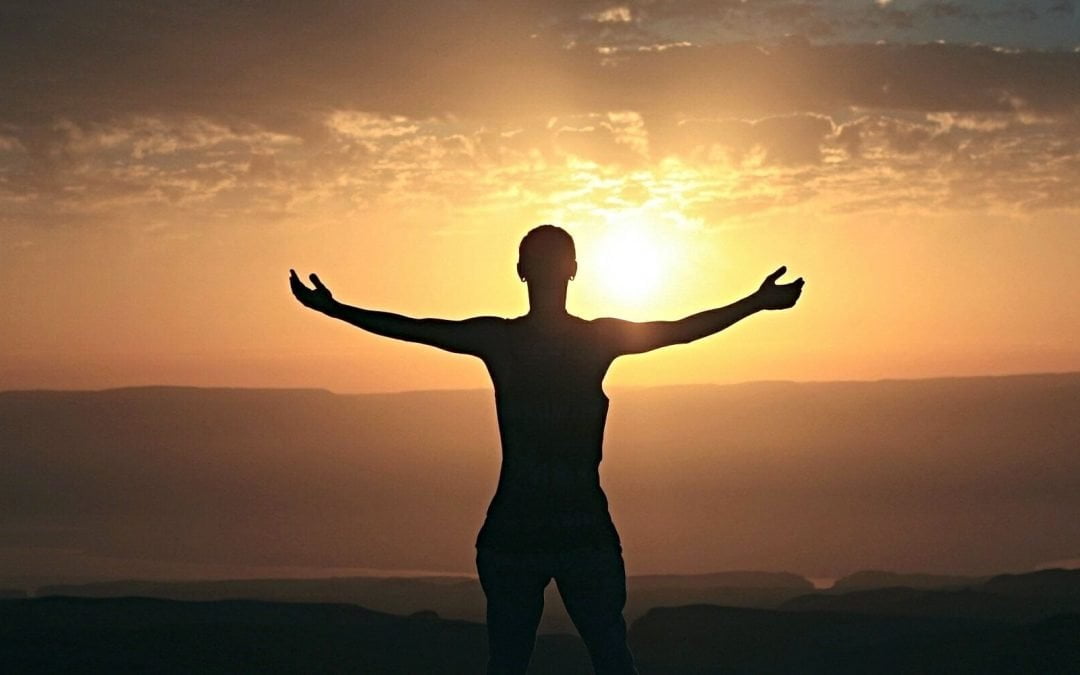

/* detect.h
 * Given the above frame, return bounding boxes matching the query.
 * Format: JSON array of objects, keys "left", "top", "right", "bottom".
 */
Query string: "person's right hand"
[
  {"left": 754, "top": 266, "right": 804, "bottom": 310},
  {"left": 290, "top": 269, "right": 336, "bottom": 313}
]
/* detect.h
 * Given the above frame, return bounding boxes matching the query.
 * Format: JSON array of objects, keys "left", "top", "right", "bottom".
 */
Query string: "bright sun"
[{"left": 592, "top": 225, "right": 667, "bottom": 305}]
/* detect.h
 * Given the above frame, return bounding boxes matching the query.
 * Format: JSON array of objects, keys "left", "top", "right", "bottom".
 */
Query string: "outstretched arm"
[
  {"left": 596, "top": 266, "right": 804, "bottom": 356},
  {"left": 289, "top": 269, "right": 499, "bottom": 355}
]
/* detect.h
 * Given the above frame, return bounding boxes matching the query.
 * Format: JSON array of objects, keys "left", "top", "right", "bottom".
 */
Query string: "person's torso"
[{"left": 477, "top": 315, "right": 620, "bottom": 550}]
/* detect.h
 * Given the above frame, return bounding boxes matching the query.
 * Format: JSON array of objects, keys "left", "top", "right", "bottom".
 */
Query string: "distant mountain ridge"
[
  {"left": 782, "top": 568, "right": 1080, "bottom": 622},
  {"left": 31, "top": 567, "right": 1080, "bottom": 635},
  {"left": 34, "top": 571, "right": 816, "bottom": 634},
  {"left": 629, "top": 571, "right": 812, "bottom": 589},
  {"left": 830, "top": 570, "right": 987, "bottom": 592},
  {"left": 983, "top": 568, "right": 1080, "bottom": 600}
]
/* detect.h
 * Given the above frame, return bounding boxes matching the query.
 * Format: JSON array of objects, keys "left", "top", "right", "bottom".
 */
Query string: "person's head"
[{"left": 517, "top": 224, "right": 577, "bottom": 286}]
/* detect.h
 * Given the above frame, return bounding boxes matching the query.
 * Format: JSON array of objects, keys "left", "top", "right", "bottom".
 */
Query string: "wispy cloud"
[{"left": 1, "top": 3, "right": 1078, "bottom": 232}]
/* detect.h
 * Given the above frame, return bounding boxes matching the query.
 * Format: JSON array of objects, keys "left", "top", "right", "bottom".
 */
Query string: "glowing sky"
[{"left": 2, "top": 1, "right": 1078, "bottom": 392}]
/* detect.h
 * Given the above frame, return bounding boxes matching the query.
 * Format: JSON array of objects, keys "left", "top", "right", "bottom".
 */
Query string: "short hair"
[{"left": 518, "top": 225, "right": 576, "bottom": 281}]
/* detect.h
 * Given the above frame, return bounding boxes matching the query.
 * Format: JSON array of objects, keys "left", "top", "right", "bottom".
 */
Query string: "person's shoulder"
[
  {"left": 587, "top": 316, "right": 632, "bottom": 331},
  {"left": 463, "top": 315, "right": 510, "bottom": 326},
  {"left": 585, "top": 317, "right": 647, "bottom": 353},
  {"left": 452, "top": 317, "right": 509, "bottom": 344},
  {"left": 468, "top": 315, "right": 517, "bottom": 337},
  {"left": 583, "top": 317, "right": 633, "bottom": 347}
]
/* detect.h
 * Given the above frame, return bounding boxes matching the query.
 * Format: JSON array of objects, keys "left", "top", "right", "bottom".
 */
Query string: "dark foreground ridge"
[
  {"left": 4, "top": 568, "right": 1080, "bottom": 674},
  {"left": 33, "top": 571, "right": 814, "bottom": 635},
  {"left": 0, "top": 596, "right": 500, "bottom": 674}
]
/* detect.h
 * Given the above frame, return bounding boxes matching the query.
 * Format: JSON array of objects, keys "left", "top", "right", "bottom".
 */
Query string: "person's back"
[
  {"left": 290, "top": 223, "right": 804, "bottom": 675},
  {"left": 479, "top": 313, "right": 621, "bottom": 553}
]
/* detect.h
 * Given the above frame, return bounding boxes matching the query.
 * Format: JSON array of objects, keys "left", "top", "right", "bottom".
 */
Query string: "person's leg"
[
  {"left": 476, "top": 547, "right": 551, "bottom": 675},
  {"left": 554, "top": 547, "right": 639, "bottom": 675}
]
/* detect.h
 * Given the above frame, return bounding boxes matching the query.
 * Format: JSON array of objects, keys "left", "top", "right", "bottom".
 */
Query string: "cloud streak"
[{"left": 1, "top": 2, "right": 1078, "bottom": 232}]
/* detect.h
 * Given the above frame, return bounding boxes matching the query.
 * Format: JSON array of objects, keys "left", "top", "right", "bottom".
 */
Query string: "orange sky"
[
  {"left": 4, "top": 202, "right": 1078, "bottom": 393},
  {"left": 2, "top": 3, "right": 1079, "bottom": 393}
]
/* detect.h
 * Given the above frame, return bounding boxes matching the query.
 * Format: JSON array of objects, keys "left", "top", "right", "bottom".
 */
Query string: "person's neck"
[{"left": 526, "top": 283, "right": 569, "bottom": 319}]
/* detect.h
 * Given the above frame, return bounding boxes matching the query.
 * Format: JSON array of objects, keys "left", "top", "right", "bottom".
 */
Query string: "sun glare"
[{"left": 592, "top": 224, "right": 667, "bottom": 305}]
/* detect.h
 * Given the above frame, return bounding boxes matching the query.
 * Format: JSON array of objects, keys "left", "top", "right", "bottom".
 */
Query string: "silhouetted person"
[{"left": 290, "top": 225, "right": 804, "bottom": 675}]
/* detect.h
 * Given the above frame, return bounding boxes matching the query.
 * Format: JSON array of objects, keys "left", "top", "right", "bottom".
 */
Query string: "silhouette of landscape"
[
  {"left": 3, "top": 566, "right": 1078, "bottom": 673},
  {"left": 29, "top": 570, "right": 814, "bottom": 635}
]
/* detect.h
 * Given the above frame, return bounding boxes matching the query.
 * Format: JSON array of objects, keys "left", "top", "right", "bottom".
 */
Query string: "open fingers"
[
  {"left": 309, "top": 273, "right": 327, "bottom": 291},
  {"left": 289, "top": 269, "right": 312, "bottom": 295},
  {"left": 765, "top": 266, "right": 787, "bottom": 284},
  {"left": 790, "top": 277, "right": 805, "bottom": 302}
]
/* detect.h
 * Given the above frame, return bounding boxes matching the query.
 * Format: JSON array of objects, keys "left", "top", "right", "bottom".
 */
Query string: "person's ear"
[
  {"left": 517, "top": 261, "right": 526, "bottom": 283},
  {"left": 569, "top": 260, "right": 578, "bottom": 281}
]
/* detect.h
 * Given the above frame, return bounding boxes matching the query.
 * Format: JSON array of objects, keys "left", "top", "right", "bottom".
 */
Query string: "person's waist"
[
  {"left": 476, "top": 511, "right": 620, "bottom": 550},
  {"left": 498, "top": 462, "right": 603, "bottom": 483},
  {"left": 489, "top": 481, "right": 607, "bottom": 505},
  {"left": 483, "top": 507, "right": 613, "bottom": 525}
]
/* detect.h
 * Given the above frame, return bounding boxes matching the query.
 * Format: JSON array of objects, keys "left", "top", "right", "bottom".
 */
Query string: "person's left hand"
[
  {"left": 289, "top": 269, "right": 336, "bottom": 313},
  {"left": 754, "top": 266, "right": 804, "bottom": 310}
]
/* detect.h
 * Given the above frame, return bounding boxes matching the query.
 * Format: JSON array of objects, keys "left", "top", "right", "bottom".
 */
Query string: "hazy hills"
[
  {"left": 33, "top": 571, "right": 812, "bottom": 635},
  {"left": 2, "top": 372, "right": 1078, "bottom": 583},
  {"left": 31, "top": 567, "right": 1080, "bottom": 636},
  {"left": 6, "top": 567, "right": 1080, "bottom": 672},
  {"left": 828, "top": 570, "right": 987, "bottom": 592},
  {"left": 4, "top": 570, "right": 1080, "bottom": 675},
  {"left": 780, "top": 569, "right": 1080, "bottom": 624}
]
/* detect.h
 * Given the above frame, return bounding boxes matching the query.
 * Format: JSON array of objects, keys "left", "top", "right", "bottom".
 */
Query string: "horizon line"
[{"left": 3, "top": 369, "right": 1079, "bottom": 397}]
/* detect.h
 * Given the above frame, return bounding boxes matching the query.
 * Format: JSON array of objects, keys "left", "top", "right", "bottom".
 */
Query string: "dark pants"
[{"left": 476, "top": 546, "right": 639, "bottom": 675}]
